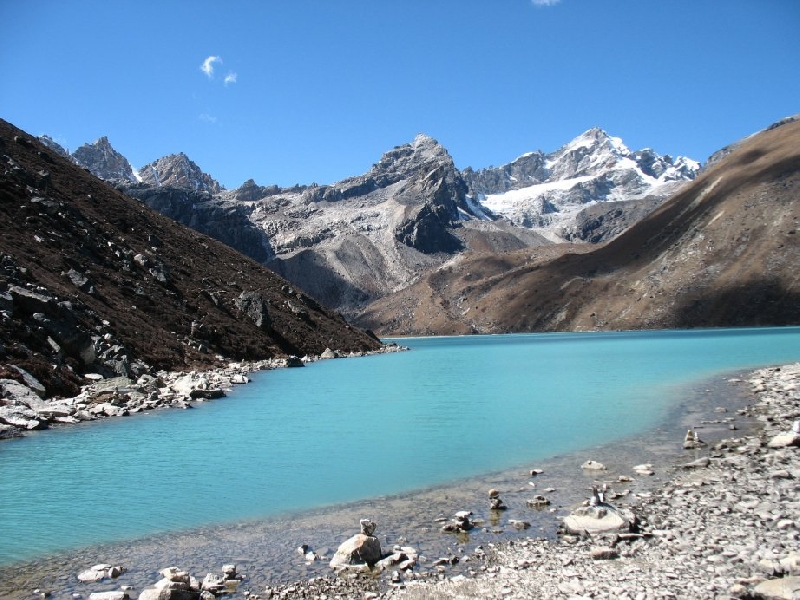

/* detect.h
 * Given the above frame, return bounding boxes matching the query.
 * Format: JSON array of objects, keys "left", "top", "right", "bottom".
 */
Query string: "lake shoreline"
[
  {"left": 0, "top": 343, "right": 408, "bottom": 441},
  {"left": 3, "top": 360, "right": 796, "bottom": 599},
  {"left": 392, "top": 362, "right": 800, "bottom": 599}
]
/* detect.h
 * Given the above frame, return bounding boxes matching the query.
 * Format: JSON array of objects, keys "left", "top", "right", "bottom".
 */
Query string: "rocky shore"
[
  {"left": 389, "top": 362, "right": 800, "bottom": 600},
  {"left": 5, "top": 361, "right": 799, "bottom": 599},
  {"left": 0, "top": 344, "right": 406, "bottom": 439}
]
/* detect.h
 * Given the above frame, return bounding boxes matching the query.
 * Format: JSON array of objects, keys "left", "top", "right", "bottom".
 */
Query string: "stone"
[
  {"left": 633, "top": 463, "right": 655, "bottom": 476},
  {"left": 200, "top": 573, "right": 224, "bottom": 593},
  {"left": 330, "top": 533, "right": 382, "bottom": 568},
  {"left": 581, "top": 460, "right": 606, "bottom": 470},
  {"left": 490, "top": 497, "right": 507, "bottom": 510},
  {"left": 360, "top": 519, "right": 377, "bottom": 536},
  {"left": 680, "top": 456, "right": 710, "bottom": 469},
  {"left": 767, "top": 433, "right": 800, "bottom": 448},
  {"left": 88, "top": 593, "right": 128, "bottom": 600},
  {"left": 683, "top": 428, "right": 706, "bottom": 449},
  {"left": 77, "top": 564, "right": 116, "bottom": 583},
  {"left": 590, "top": 546, "right": 619, "bottom": 560},
  {"left": 221, "top": 564, "right": 237, "bottom": 580},
  {"left": 137, "top": 588, "right": 197, "bottom": 600},
  {"left": 561, "top": 505, "right": 633, "bottom": 535},
  {"left": 235, "top": 291, "right": 269, "bottom": 329},
  {"left": 159, "top": 567, "right": 190, "bottom": 583},
  {"left": 527, "top": 495, "right": 551, "bottom": 508},
  {"left": 752, "top": 576, "right": 800, "bottom": 599}
]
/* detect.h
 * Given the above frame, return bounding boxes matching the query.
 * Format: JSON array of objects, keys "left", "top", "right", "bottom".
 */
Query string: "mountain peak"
[
  {"left": 565, "top": 127, "right": 628, "bottom": 156},
  {"left": 137, "top": 153, "right": 222, "bottom": 194},
  {"left": 72, "top": 136, "right": 137, "bottom": 183}
]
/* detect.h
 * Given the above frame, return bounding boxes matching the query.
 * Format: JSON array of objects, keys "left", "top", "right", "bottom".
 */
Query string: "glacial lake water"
[{"left": 1, "top": 327, "right": 800, "bottom": 571}]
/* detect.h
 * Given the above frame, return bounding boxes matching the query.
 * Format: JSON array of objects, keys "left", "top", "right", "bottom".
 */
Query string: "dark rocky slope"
[
  {"left": 0, "top": 119, "right": 380, "bottom": 400},
  {"left": 357, "top": 118, "right": 800, "bottom": 335}
]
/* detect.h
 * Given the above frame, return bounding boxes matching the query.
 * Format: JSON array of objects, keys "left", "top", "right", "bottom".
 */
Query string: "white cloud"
[
  {"left": 224, "top": 72, "right": 237, "bottom": 86},
  {"left": 200, "top": 55, "right": 222, "bottom": 78},
  {"left": 531, "top": 0, "right": 561, "bottom": 6},
  {"left": 199, "top": 112, "right": 218, "bottom": 123}
]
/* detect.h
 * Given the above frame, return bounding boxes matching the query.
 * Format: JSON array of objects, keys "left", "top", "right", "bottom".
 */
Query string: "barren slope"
[
  {"left": 0, "top": 119, "right": 379, "bottom": 398},
  {"left": 358, "top": 119, "right": 800, "bottom": 335}
]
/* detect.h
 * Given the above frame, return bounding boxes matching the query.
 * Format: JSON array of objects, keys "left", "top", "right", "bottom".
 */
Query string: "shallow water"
[{"left": 1, "top": 328, "right": 799, "bottom": 596}]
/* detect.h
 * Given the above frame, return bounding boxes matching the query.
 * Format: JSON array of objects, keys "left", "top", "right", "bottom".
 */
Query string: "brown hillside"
[
  {"left": 358, "top": 119, "right": 800, "bottom": 335},
  {"left": 0, "top": 119, "right": 379, "bottom": 398}
]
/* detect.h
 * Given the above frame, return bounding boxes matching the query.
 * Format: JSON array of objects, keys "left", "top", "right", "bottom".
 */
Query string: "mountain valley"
[
  {"left": 44, "top": 126, "right": 703, "bottom": 324},
  {"left": 27, "top": 115, "right": 800, "bottom": 340}
]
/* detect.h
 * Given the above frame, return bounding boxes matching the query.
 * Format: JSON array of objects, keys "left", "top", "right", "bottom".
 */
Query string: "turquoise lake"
[{"left": 1, "top": 327, "right": 800, "bottom": 567}]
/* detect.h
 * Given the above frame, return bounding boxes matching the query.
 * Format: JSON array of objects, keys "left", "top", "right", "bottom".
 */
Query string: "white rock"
[{"left": 581, "top": 460, "right": 606, "bottom": 470}]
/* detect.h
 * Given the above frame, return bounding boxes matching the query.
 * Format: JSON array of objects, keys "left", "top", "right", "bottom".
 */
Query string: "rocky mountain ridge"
[
  {"left": 43, "top": 129, "right": 699, "bottom": 317},
  {"left": 1, "top": 119, "right": 380, "bottom": 408},
  {"left": 38, "top": 136, "right": 223, "bottom": 193}
]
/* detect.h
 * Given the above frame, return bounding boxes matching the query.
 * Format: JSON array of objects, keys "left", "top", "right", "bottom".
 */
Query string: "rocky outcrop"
[
  {"left": 123, "top": 185, "right": 273, "bottom": 263},
  {"left": 137, "top": 153, "right": 222, "bottom": 194},
  {"left": 72, "top": 136, "right": 137, "bottom": 183},
  {"left": 563, "top": 195, "right": 665, "bottom": 243},
  {"left": 461, "top": 151, "right": 548, "bottom": 197}
]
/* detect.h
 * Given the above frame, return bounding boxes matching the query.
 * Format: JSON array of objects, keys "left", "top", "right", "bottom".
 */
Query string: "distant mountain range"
[{"left": 38, "top": 128, "right": 701, "bottom": 318}]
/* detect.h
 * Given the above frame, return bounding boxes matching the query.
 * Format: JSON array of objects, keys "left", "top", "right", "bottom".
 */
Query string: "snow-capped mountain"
[{"left": 462, "top": 128, "right": 699, "bottom": 240}]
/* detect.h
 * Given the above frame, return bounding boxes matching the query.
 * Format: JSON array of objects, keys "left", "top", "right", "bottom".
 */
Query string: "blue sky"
[{"left": 2, "top": 1, "right": 798, "bottom": 189}]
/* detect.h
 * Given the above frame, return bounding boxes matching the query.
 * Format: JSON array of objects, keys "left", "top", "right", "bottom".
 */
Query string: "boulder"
[
  {"left": 137, "top": 588, "right": 198, "bottom": 600},
  {"left": 752, "top": 576, "right": 800, "bottom": 599},
  {"left": 235, "top": 291, "right": 270, "bottom": 329},
  {"left": 330, "top": 533, "right": 382, "bottom": 568},
  {"left": 590, "top": 546, "right": 619, "bottom": 560},
  {"left": 77, "top": 564, "right": 124, "bottom": 583},
  {"left": 581, "top": 460, "right": 606, "bottom": 470},
  {"left": 767, "top": 433, "right": 800, "bottom": 448},
  {"left": 0, "top": 378, "right": 44, "bottom": 404},
  {"left": 159, "top": 567, "right": 190, "bottom": 584},
  {"left": 527, "top": 495, "right": 551, "bottom": 508},
  {"left": 221, "top": 564, "right": 237, "bottom": 580},
  {"left": 200, "top": 574, "right": 223, "bottom": 593},
  {"left": 78, "top": 568, "right": 108, "bottom": 583},
  {"left": 560, "top": 504, "right": 634, "bottom": 535},
  {"left": 88, "top": 593, "right": 128, "bottom": 600}
]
